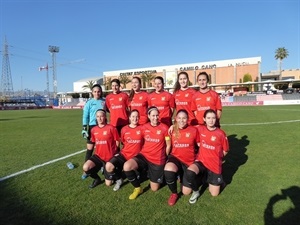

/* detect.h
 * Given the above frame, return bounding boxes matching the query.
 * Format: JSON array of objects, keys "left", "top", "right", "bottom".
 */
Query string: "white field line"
[
  {"left": 1, "top": 119, "right": 300, "bottom": 182},
  {"left": 0, "top": 149, "right": 86, "bottom": 182},
  {"left": 222, "top": 119, "right": 300, "bottom": 126}
]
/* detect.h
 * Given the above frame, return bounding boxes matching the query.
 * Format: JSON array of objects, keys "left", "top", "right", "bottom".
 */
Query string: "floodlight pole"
[{"left": 48, "top": 45, "right": 59, "bottom": 98}]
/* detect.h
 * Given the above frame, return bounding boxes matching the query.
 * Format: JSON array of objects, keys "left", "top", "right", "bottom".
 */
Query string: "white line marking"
[
  {"left": 222, "top": 119, "right": 300, "bottom": 126},
  {"left": 0, "top": 149, "right": 86, "bottom": 182}
]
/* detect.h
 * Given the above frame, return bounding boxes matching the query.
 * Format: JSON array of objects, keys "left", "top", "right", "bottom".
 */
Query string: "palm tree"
[
  {"left": 82, "top": 80, "right": 96, "bottom": 97},
  {"left": 141, "top": 72, "right": 156, "bottom": 88},
  {"left": 118, "top": 73, "right": 131, "bottom": 89},
  {"left": 275, "top": 47, "right": 289, "bottom": 80}
]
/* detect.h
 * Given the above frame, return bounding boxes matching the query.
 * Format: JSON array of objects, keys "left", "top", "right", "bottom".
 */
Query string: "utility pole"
[
  {"left": 1, "top": 37, "right": 14, "bottom": 96},
  {"left": 48, "top": 45, "right": 59, "bottom": 98}
]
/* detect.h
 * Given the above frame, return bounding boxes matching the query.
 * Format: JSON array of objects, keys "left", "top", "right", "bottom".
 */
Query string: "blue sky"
[{"left": 1, "top": 0, "right": 299, "bottom": 92}]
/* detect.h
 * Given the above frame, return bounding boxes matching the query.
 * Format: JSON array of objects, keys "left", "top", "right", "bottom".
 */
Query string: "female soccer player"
[
  {"left": 123, "top": 106, "right": 171, "bottom": 200},
  {"left": 191, "top": 72, "right": 222, "bottom": 127},
  {"left": 81, "top": 84, "right": 106, "bottom": 164},
  {"left": 148, "top": 76, "right": 175, "bottom": 127},
  {"left": 82, "top": 109, "right": 120, "bottom": 189},
  {"left": 105, "top": 79, "right": 129, "bottom": 134},
  {"left": 105, "top": 110, "right": 143, "bottom": 191},
  {"left": 164, "top": 109, "right": 200, "bottom": 206},
  {"left": 128, "top": 77, "right": 149, "bottom": 125},
  {"left": 173, "top": 72, "right": 197, "bottom": 125},
  {"left": 186, "top": 109, "right": 229, "bottom": 204}
]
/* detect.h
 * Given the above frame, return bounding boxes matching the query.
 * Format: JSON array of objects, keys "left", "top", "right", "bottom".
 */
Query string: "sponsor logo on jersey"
[
  {"left": 126, "top": 137, "right": 141, "bottom": 144},
  {"left": 96, "top": 140, "right": 107, "bottom": 145},
  {"left": 145, "top": 135, "right": 160, "bottom": 143},
  {"left": 197, "top": 106, "right": 210, "bottom": 111},
  {"left": 111, "top": 104, "right": 123, "bottom": 109},
  {"left": 173, "top": 141, "right": 189, "bottom": 148},
  {"left": 201, "top": 140, "right": 215, "bottom": 150}
]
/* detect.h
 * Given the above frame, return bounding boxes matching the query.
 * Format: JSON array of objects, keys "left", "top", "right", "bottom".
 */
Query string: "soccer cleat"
[
  {"left": 113, "top": 178, "right": 123, "bottom": 191},
  {"left": 168, "top": 193, "right": 178, "bottom": 206},
  {"left": 129, "top": 187, "right": 143, "bottom": 200},
  {"left": 89, "top": 178, "right": 101, "bottom": 189},
  {"left": 189, "top": 190, "right": 200, "bottom": 204}
]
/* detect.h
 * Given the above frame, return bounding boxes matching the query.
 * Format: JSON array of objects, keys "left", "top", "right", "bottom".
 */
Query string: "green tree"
[
  {"left": 82, "top": 80, "right": 96, "bottom": 92},
  {"left": 118, "top": 73, "right": 131, "bottom": 89},
  {"left": 141, "top": 72, "right": 156, "bottom": 88},
  {"left": 275, "top": 47, "right": 289, "bottom": 80}
]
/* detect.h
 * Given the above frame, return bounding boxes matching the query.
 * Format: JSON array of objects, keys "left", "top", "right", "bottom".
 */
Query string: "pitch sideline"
[
  {"left": 1, "top": 119, "right": 300, "bottom": 182},
  {"left": 0, "top": 149, "right": 86, "bottom": 182}
]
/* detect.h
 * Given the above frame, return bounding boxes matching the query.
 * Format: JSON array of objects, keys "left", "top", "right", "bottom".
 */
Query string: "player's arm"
[
  {"left": 217, "top": 109, "right": 222, "bottom": 120},
  {"left": 165, "top": 136, "right": 171, "bottom": 155}
]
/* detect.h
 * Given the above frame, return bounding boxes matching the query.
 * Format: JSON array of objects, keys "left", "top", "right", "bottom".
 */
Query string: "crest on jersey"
[
  {"left": 186, "top": 133, "right": 190, "bottom": 138},
  {"left": 139, "top": 96, "right": 143, "bottom": 100},
  {"left": 211, "top": 136, "right": 216, "bottom": 141},
  {"left": 136, "top": 130, "right": 141, "bottom": 135},
  {"left": 161, "top": 97, "right": 166, "bottom": 101},
  {"left": 185, "top": 93, "right": 189, "bottom": 97},
  {"left": 206, "top": 97, "right": 211, "bottom": 102},
  {"left": 119, "top": 97, "right": 123, "bottom": 101},
  {"left": 103, "top": 131, "right": 108, "bottom": 135},
  {"left": 157, "top": 130, "right": 161, "bottom": 134}
]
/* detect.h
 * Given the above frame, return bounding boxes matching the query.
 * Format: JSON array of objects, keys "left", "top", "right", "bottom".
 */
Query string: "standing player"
[
  {"left": 123, "top": 106, "right": 171, "bottom": 200},
  {"left": 128, "top": 77, "right": 149, "bottom": 125},
  {"left": 81, "top": 84, "right": 106, "bottom": 179},
  {"left": 82, "top": 109, "right": 120, "bottom": 189},
  {"left": 164, "top": 109, "right": 200, "bottom": 206},
  {"left": 105, "top": 79, "right": 129, "bottom": 135},
  {"left": 173, "top": 72, "right": 197, "bottom": 125},
  {"left": 148, "top": 76, "right": 175, "bottom": 127},
  {"left": 105, "top": 110, "right": 143, "bottom": 191},
  {"left": 186, "top": 109, "right": 229, "bottom": 204},
  {"left": 191, "top": 72, "right": 222, "bottom": 127}
]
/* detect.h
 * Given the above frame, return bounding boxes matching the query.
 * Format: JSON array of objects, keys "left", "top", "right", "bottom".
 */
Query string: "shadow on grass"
[
  {"left": 222, "top": 134, "right": 249, "bottom": 185},
  {"left": 0, "top": 180, "right": 79, "bottom": 225},
  {"left": 264, "top": 186, "right": 300, "bottom": 225}
]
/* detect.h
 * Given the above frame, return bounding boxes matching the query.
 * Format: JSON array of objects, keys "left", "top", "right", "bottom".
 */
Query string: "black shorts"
[
  {"left": 133, "top": 154, "right": 164, "bottom": 184},
  {"left": 86, "top": 125, "right": 96, "bottom": 144},
  {"left": 194, "top": 161, "right": 224, "bottom": 186},
  {"left": 89, "top": 155, "right": 110, "bottom": 179},
  {"left": 108, "top": 153, "right": 126, "bottom": 175},
  {"left": 167, "top": 155, "right": 191, "bottom": 188}
]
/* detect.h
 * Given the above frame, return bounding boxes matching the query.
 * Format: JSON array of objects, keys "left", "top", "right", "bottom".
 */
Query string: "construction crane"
[{"left": 38, "top": 58, "right": 85, "bottom": 98}]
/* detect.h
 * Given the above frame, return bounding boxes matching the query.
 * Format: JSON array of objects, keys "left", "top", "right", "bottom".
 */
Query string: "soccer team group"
[{"left": 81, "top": 71, "right": 229, "bottom": 206}]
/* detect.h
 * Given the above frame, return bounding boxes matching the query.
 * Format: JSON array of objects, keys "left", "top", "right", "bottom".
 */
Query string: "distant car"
[{"left": 284, "top": 88, "right": 294, "bottom": 94}]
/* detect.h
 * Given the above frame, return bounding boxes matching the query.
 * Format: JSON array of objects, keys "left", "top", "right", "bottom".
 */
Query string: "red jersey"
[
  {"left": 174, "top": 88, "right": 197, "bottom": 125},
  {"left": 91, "top": 124, "right": 120, "bottom": 162},
  {"left": 171, "top": 125, "right": 200, "bottom": 166},
  {"left": 191, "top": 90, "right": 222, "bottom": 125},
  {"left": 140, "top": 122, "right": 170, "bottom": 165},
  {"left": 148, "top": 91, "right": 175, "bottom": 127},
  {"left": 129, "top": 91, "right": 149, "bottom": 125},
  {"left": 195, "top": 125, "right": 229, "bottom": 174},
  {"left": 120, "top": 125, "right": 143, "bottom": 160},
  {"left": 106, "top": 92, "right": 129, "bottom": 127}
]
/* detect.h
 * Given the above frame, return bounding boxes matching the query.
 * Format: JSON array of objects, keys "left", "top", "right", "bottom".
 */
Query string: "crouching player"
[
  {"left": 186, "top": 109, "right": 229, "bottom": 204},
  {"left": 105, "top": 110, "right": 143, "bottom": 191},
  {"left": 164, "top": 109, "right": 200, "bottom": 206},
  {"left": 82, "top": 109, "right": 120, "bottom": 189}
]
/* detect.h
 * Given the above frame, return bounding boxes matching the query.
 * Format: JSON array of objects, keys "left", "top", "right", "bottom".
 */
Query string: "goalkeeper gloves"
[{"left": 82, "top": 125, "right": 89, "bottom": 139}]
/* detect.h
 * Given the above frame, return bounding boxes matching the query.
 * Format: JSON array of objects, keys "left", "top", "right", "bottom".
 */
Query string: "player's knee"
[
  {"left": 105, "top": 162, "right": 115, "bottom": 172},
  {"left": 186, "top": 169, "right": 197, "bottom": 183}
]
